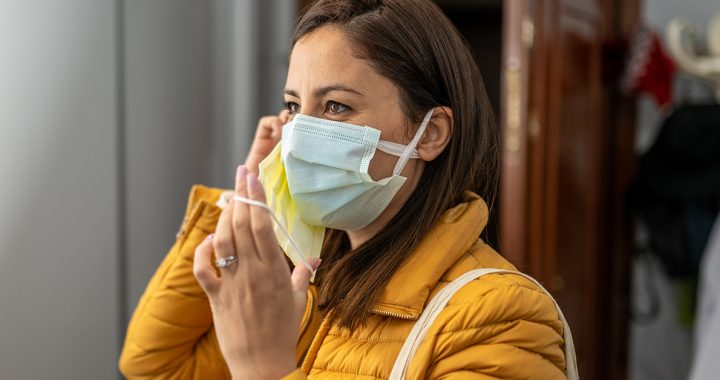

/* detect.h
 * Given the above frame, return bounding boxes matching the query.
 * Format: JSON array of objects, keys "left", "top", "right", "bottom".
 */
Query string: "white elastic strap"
[
  {"left": 392, "top": 109, "right": 434, "bottom": 176},
  {"left": 377, "top": 141, "right": 421, "bottom": 159},
  {"left": 389, "top": 268, "right": 579, "bottom": 380},
  {"left": 232, "top": 195, "right": 316, "bottom": 274}
]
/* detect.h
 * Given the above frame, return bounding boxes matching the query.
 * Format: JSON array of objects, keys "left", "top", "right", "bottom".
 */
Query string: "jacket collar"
[
  {"left": 371, "top": 192, "right": 489, "bottom": 319},
  {"left": 193, "top": 185, "right": 488, "bottom": 320}
]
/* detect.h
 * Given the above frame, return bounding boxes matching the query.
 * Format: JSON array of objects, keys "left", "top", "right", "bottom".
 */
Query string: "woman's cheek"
[{"left": 368, "top": 151, "right": 397, "bottom": 181}]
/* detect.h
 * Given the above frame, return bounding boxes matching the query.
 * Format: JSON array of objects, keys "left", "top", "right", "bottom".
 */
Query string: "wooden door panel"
[
  {"left": 502, "top": 0, "right": 636, "bottom": 379},
  {"left": 549, "top": 7, "right": 604, "bottom": 377},
  {"left": 500, "top": 0, "right": 531, "bottom": 269}
]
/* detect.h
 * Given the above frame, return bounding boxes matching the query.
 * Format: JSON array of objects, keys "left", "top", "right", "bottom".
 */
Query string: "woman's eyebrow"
[
  {"left": 284, "top": 85, "right": 364, "bottom": 98},
  {"left": 284, "top": 89, "right": 300, "bottom": 98}
]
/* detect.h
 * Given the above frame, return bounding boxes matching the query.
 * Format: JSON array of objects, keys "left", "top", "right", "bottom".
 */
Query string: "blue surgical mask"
[{"left": 258, "top": 109, "right": 433, "bottom": 267}]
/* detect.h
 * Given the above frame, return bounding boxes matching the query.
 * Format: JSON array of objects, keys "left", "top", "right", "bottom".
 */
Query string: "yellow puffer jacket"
[{"left": 119, "top": 185, "right": 567, "bottom": 379}]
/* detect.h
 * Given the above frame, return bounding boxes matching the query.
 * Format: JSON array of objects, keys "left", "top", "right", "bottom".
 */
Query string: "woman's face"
[
  {"left": 284, "top": 25, "right": 425, "bottom": 184},
  {"left": 284, "top": 25, "right": 426, "bottom": 240}
]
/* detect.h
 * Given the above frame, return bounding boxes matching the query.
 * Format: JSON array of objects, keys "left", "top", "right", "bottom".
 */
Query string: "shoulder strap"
[{"left": 389, "top": 268, "right": 579, "bottom": 380}]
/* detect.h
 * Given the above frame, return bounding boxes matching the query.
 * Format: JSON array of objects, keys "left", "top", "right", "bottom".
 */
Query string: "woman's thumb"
[{"left": 290, "top": 258, "right": 321, "bottom": 293}]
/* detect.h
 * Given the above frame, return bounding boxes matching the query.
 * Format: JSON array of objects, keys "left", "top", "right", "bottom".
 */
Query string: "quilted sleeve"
[
  {"left": 414, "top": 274, "right": 568, "bottom": 380},
  {"left": 119, "top": 186, "right": 231, "bottom": 380}
]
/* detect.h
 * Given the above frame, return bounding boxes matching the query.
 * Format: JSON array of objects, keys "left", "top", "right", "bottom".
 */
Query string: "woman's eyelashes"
[
  {"left": 326, "top": 100, "right": 351, "bottom": 115},
  {"left": 283, "top": 100, "right": 352, "bottom": 116},
  {"left": 284, "top": 101, "right": 300, "bottom": 114}
]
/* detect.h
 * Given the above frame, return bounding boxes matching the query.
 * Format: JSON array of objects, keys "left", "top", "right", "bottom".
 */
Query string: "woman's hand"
[
  {"left": 245, "top": 110, "right": 290, "bottom": 175},
  {"left": 193, "top": 165, "right": 319, "bottom": 379}
]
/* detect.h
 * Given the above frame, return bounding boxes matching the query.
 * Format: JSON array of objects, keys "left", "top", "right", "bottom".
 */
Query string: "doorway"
[
  {"left": 293, "top": 1, "right": 639, "bottom": 379},
  {"left": 437, "top": 0, "right": 504, "bottom": 249},
  {"left": 441, "top": 1, "right": 639, "bottom": 379}
]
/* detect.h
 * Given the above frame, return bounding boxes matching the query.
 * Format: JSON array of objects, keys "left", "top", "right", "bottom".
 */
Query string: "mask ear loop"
[
  {"left": 392, "top": 109, "right": 434, "bottom": 176},
  {"left": 231, "top": 195, "right": 316, "bottom": 275},
  {"left": 376, "top": 141, "right": 421, "bottom": 159}
]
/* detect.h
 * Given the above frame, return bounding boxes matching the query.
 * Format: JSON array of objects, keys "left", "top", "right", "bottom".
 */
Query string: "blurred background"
[{"left": 0, "top": 0, "right": 718, "bottom": 379}]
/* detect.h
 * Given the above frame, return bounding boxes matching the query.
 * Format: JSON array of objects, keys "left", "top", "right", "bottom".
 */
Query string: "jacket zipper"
[
  {"left": 300, "top": 315, "right": 329, "bottom": 371},
  {"left": 370, "top": 309, "right": 417, "bottom": 320},
  {"left": 298, "top": 289, "right": 314, "bottom": 337}
]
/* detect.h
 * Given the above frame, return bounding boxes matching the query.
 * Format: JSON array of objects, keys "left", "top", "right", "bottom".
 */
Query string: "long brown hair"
[{"left": 293, "top": 0, "right": 498, "bottom": 329}]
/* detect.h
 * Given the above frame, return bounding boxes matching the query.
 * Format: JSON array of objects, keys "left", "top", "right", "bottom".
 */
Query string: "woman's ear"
[{"left": 416, "top": 106, "right": 453, "bottom": 161}]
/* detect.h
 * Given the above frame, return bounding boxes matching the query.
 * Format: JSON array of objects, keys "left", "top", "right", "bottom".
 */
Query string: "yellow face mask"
[{"left": 257, "top": 143, "right": 325, "bottom": 272}]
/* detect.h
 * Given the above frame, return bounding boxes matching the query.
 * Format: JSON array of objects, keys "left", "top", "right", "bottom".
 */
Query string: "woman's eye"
[
  {"left": 327, "top": 101, "right": 350, "bottom": 115},
  {"left": 284, "top": 101, "right": 300, "bottom": 114}
]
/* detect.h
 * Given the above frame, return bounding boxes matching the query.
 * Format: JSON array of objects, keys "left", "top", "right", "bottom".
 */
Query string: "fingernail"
[
  {"left": 247, "top": 173, "right": 258, "bottom": 191},
  {"left": 206, "top": 233, "right": 214, "bottom": 240},
  {"left": 309, "top": 258, "right": 322, "bottom": 270},
  {"left": 236, "top": 165, "right": 247, "bottom": 182}
]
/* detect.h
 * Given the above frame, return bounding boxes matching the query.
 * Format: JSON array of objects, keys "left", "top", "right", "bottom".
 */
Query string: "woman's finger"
[
  {"left": 290, "top": 258, "right": 320, "bottom": 329},
  {"left": 258, "top": 115, "right": 285, "bottom": 141},
  {"left": 274, "top": 109, "right": 291, "bottom": 140},
  {"left": 245, "top": 115, "right": 285, "bottom": 175},
  {"left": 256, "top": 116, "right": 278, "bottom": 139},
  {"left": 278, "top": 108, "right": 290, "bottom": 123},
  {"left": 213, "top": 196, "right": 239, "bottom": 275},
  {"left": 232, "top": 165, "right": 256, "bottom": 264},
  {"left": 193, "top": 234, "right": 221, "bottom": 295},
  {"left": 245, "top": 171, "right": 283, "bottom": 267},
  {"left": 270, "top": 122, "right": 283, "bottom": 141},
  {"left": 291, "top": 257, "right": 321, "bottom": 292}
]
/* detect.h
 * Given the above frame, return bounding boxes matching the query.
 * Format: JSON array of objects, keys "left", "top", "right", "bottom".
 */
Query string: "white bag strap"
[{"left": 389, "top": 268, "right": 579, "bottom": 380}]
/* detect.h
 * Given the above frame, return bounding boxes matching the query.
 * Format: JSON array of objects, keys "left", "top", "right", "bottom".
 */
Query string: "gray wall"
[
  {"left": 630, "top": 1, "right": 719, "bottom": 380},
  {"left": 0, "top": 1, "right": 120, "bottom": 379},
  {"left": 0, "top": 1, "right": 294, "bottom": 378},
  {"left": 123, "top": 0, "right": 216, "bottom": 327},
  {"left": 123, "top": 0, "right": 296, "bottom": 322}
]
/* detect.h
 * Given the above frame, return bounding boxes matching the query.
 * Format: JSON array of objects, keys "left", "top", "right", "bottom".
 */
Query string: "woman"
[{"left": 119, "top": 0, "right": 572, "bottom": 379}]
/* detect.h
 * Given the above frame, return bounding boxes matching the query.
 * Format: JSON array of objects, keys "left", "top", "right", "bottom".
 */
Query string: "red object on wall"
[{"left": 622, "top": 27, "right": 677, "bottom": 110}]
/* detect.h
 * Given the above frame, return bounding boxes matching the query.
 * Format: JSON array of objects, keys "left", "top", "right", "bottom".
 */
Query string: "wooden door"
[{"left": 500, "top": 0, "right": 638, "bottom": 379}]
